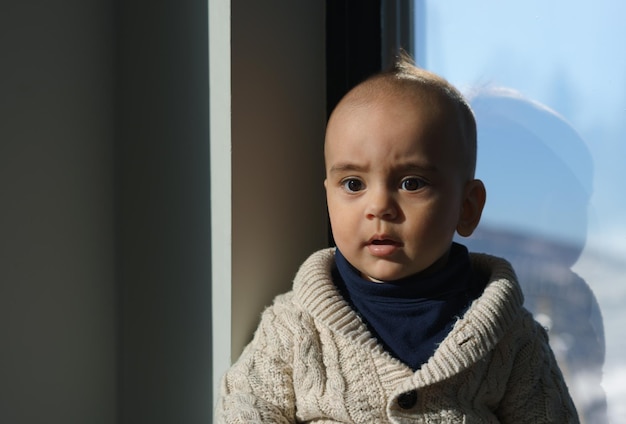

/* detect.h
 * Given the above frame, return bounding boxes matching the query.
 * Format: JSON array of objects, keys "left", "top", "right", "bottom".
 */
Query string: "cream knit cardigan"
[{"left": 216, "top": 248, "right": 578, "bottom": 423}]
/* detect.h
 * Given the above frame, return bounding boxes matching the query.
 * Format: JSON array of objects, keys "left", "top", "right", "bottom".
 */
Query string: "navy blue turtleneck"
[{"left": 333, "top": 242, "right": 485, "bottom": 371}]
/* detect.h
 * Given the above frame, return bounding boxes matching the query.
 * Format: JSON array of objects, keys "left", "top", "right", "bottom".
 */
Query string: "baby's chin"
[
  {"left": 360, "top": 273, "right": 386, "bottom": 283},
  {"left": 358, "top": 259, "right": 446, "bottom": 282},
  {"left": 359, "top": 268, "right": 418, "bottom": 283}
]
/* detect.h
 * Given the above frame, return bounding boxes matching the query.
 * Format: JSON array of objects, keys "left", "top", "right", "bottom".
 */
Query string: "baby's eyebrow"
[
  {"left": 328, "top": 162, "right": 367, "bottom": 174},
  {"left": 395, "top": 162, "right": 438, "bottom": 173},
  {"left": 328, "top": 162, "right": 438, "bottom": 174}
]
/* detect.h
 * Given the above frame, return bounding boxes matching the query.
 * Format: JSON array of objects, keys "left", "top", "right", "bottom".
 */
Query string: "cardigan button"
[{"left": 397, "top": 390, "right": 417, "bottom": 409}]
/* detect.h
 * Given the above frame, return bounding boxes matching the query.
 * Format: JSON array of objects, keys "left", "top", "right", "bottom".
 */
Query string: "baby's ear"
[{"left": 457, "top": 179, "right": 486, "bottom": 237}]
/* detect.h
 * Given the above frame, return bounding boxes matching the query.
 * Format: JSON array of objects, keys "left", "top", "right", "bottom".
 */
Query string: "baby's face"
[{"left": 324, "top": 94, "right": 471, "bottom": 281}]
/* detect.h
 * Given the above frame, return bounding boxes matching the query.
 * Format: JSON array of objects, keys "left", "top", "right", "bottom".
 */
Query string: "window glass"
[{"left": 416, "top": 1, "right": 625, "bottom": 422}]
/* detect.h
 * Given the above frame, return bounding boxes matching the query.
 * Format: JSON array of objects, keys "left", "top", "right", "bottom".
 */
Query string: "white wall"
[
  {"left": 211, "top": 0, "right": 329, "bottom": 402},
  {"left": 0, "top": 1, "right": 116, "bottom": 423},
  {"left": 229, "top": 0, "right": 328, "bottom": 360}
]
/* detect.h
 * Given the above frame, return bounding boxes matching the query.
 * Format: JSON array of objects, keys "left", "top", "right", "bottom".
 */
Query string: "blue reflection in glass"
[
  {"left": 417, "top": 1, "right": 626, "bottom": 421},
  {"left": 463, "top": 88, "right": 606, "bottom": 422}
]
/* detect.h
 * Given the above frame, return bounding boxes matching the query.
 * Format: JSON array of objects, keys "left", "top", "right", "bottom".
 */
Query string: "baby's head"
[{"left": 324, "top": 57, "right": 486, "bottom": 282}]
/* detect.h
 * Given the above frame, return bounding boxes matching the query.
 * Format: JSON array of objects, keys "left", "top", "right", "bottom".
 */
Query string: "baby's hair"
[{"left": 340, "top": 54, "right": 478, "bottom": 179}]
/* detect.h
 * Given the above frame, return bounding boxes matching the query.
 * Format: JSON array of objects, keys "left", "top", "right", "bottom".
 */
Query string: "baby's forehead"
[
  {"left": 326, "top": 76, "right": 476, "bottom": 178},
  {"left": 327, "top": 90, "right": 461, "bottom": 154},
  {"left": 344, "top": 75, "right": 462, "bottom": 116},
  {"left": 332, "top": 82, "right": 461, "bottom": 134}
]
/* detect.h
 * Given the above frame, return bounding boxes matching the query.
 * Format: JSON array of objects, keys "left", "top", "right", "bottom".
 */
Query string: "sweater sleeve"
[
  {"left": 496, "top": 314, "right": 580, "bottom": 424},
  {"left": 215, "top": 300, "right": 297, "bottom": 424}
]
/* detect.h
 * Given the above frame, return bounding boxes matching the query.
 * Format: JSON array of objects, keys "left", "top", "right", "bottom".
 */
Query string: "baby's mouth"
[
  {"left": 367, "top": 236, "right": 402, "bottom": 257},
  {"left": 371, "top": 239, "right": 398, "bottom": 245},
  {"left": 368, "top": 235, "right": 402, "bottom": 246}
]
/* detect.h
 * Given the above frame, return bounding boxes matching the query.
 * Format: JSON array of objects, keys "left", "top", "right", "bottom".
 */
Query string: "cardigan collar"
[{"left": 293, "top": 248, "right": 524, "bottom": 386}]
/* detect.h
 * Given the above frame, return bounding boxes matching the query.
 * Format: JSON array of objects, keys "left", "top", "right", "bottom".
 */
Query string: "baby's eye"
[
  {"left": 400, "top": 177, "right": 426, "bottom": 191},
  {"left": 341, "top": 178, "right": 364, "bottom": 193}
]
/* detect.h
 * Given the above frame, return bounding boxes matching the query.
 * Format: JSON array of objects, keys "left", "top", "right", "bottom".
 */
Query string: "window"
[{"left": 414, "top": 1, "right": 625, "bottom": 421}]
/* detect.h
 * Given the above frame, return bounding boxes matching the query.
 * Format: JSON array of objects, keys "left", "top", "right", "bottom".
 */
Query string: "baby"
[{"left": 216, "top": 57, "right": 578, "bottom": 423}]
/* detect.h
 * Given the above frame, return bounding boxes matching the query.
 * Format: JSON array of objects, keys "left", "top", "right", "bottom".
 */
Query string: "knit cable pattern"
[{"left": 216, "top": 248, "right": 579, "bottom": 423}]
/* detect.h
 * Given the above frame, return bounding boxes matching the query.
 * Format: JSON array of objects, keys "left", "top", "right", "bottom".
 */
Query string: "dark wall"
[
  {"left": 0, "top": 0, "right": 213, "bottom": 423},
  {"left": 115, "top": 0, "right": 212, "bottom": 423},
  {"left": 1, "top": 1, "right": 117, "bottom": 423}
]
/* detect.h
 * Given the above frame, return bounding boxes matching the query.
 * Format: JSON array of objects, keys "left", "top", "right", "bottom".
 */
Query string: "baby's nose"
[{"left": 365, "top": 188, "right": 398, "bottom": 220}]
